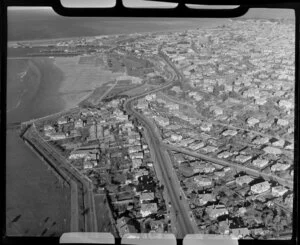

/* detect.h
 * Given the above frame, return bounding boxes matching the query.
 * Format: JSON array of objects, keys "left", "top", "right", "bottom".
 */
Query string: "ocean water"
[{"left": 6, "top": 58, "right": 68, "bottom": 236}]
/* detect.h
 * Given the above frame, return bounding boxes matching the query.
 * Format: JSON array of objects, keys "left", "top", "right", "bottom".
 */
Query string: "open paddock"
[{"left": 54, "top": 57, "right": 123, "bottom": 108}]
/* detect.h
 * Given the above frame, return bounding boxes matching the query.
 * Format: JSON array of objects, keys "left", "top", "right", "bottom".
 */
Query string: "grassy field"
[
  {"left": 94, "top": 194, "right": 117, "bottom": 236},
  {"left": 54, "top": 57, "right": 124, "bottom": 108},
  {"left": 120, "top": 84, "right": 158, "bottom": 97}
]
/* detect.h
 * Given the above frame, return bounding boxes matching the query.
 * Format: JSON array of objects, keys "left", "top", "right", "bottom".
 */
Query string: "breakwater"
[{"left": 21, "top": 126, "right": 86, "bottom": 232}]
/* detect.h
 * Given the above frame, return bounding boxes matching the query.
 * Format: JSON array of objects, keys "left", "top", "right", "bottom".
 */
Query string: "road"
[
  {"left": 123, "top": 49, "right": 198, "bottom": 238},
  {"left": 29, "top": 123, "right": 98, "bottom": 232},
  {"left": 124, "top": 100, "right": 197, "bottom": 238},
  {"left": 163, "top": 143, "right": 293, "bottom": 189}
]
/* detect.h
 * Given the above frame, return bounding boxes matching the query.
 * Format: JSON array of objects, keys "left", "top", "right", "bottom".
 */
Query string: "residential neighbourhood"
[{"left": 15, "top": 17, "right": 294, "bottom": 240}]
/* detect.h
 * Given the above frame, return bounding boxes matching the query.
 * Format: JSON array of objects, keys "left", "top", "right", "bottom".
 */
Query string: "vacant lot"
[
  {"left": 120, "top": 84, "right": 158, "bottom": 97},
  {"left": 94, "top": 194, "right": 117, "bottom": 236},
  {"left": 54, "top": 57, "right": 123, "bottom": 108}
]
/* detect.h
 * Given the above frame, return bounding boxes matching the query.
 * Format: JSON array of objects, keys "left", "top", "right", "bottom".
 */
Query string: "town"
[{"left": 17, "top": 18, "right": 294, "bottom": 239}]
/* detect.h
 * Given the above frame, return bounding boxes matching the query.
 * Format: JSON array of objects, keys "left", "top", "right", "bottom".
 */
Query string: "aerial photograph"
[{"left": 6, "top": 5, "right": 294, "bottom": 240}]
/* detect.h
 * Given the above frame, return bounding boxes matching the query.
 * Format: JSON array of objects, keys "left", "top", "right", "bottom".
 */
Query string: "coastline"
[
  {"left": 7, "top": 57, "right": 66, "bottom": 123},
  {"left": 7, "top": 19, "right": 230, "bottom": 47}
]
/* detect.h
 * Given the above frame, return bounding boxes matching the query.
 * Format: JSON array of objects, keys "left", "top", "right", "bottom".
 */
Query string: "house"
[
  {"left": 263, "top": 146, "right": 282, "bottom": 155},
  {"left": 197, "top": 193, "right": 216, "bottom": 206},
  {"left": 171, "top": 134, "right": 183, "bottom": 142},
  {"left": 48, "top": 132, "right": 66, "bottom": 140},
  {"left": 132, "top": 159, "right": 142, "bottom": 169},
  {"left": 251, "top": 181, "right": 271, "bottom": 194},
  {"left": 231, "top": 228, "right": 250, "bottom": 239},
  {"left": 252, "top": 136, "right": 269, "bottom": 145},
  {"left": 277, "top": 119, "right": 289, "bottom": 127},
  {"left": 272, "top": 139, "right": 285, "bottom": 148},
  {"left": 222, "top": 129, "right": 237, "bottom": 137},
  {"left": 247, "top": 117, "right": 259, "bottom": 127},
  {"left": 44, "top": 124, "right": 54, "bottom": 132},
  {"left": 145, "top": 93, "right": 156, "bottom": 101},
  {"left": 236, "top": 175, "right": 254, "bottom": 186},
  {"left": 271, "top": 185, "right": 288, "bottom": 197},
  {"left": 69, "top": 149, "right": 99, "bottom": 160},
  {"left": 235, "top": 154, "right": 252, "bottom": 163},
  {"left": 83, "top": 161, "right": 94, "bottom": 169},
  {"left": 134, "top": 169, "right": 149, "bottom": 181},
  {"left": 154, "top": 116, "right": 169, "bottom": 127},
  {"left": 200, "top": 122, "right": 212, "bottom": 132},
  {"left": 237, "top": 207, "right": 247, "bottom": 216},
  {"left": 206, "top": 204, "right": 228, "bottom": 219},
  {"left": 139, "top": 192, "right": 155, "bottom": 203},
  {"left": 194, "top": 176, "right": 212, "bottom": 187},
  {"left": 201, "top": 145, "right": 218, "bottom": 153},
  {"left": 278, "top": 99, "right": 294, "bottom": 110},
  {"left": 136, "top": 99, "right": 148, "bottom": 110},
  {"left": 271, "top": 162, "right": 290, "bottom": 172},
  {"left": 149, "top": 220, "right": 165, "bottom": 233},
  {"left": 252, "top": 158, "right": 269, "bottom": 169},
  {"left": 74, "top": 119, "right": 83, "bottom": 128},
  {"left": 189, "top": 142, "right": 205, "bottom": 151},
  {"left": 217, "top": 151, "right": 232, "bottom": 159},
  {"left": 130, "top": 152, "right": 144, "bottom": 160},
  {"left": 140, "top": 203, "right": 158, "bottom": 217},
  {"left": 128, "top": 145, "right": 142, "bottom": 154},
  {"left": 57, "top": 117, "right": 68, "bottom": 125}
]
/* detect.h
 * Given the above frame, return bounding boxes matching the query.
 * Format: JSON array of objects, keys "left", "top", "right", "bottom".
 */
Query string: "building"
[
  {"left": 44, "top": 124, "right": 54, "bottom": 132},
  {"left": 271, "top": 185, "right": 288, "bottom": 197},
  {"left": 278, "top": 99, "right": 294, "bottom": 110},
  {"left": 247, "top": 117, "right": 260, "bottom": 126},
  {"left": 197, "top": 193, "right": 216, "bottom": 206},
  {"left": 272, "top": 139, "right": 285, "bottom": 148},
  {"left": 236, "top": 175, "right": 254, "bottom": 186},
  {"left": 154, "top": 116, "right": 169, "bottom": 127},
  {"left": 277, "top": 119, "right": 289, "bottom": 127},
  {"left": 200, "top": 122, "right": 212, "bottom": 132},
  {"left": 252, "top": 158, "right": 269, "bottom": 169},
  {"left": 217, "top": 151, "right": 232, "bottom": 159},
  {"left": 139, "top": 192, "right": 155, "bottom": 203},
  {"left": 171, "top": 134, "right": 183, "bottom": 142},
  {"left": 222, "top": 129, "right": 237, "bottom": 137},
  {"left": 206, "top": 204, "right": 228, "bottom": 219},
  {"left": 201, "top": 145, "right": 218, "bottom": 153},
  {"left": 271, "top": 162, "right": 291, "bottom": 172},
  {"left": 57, "top": 117, "right": 68, "bottom": 125},
  {"left": 48, "top": 132, "right": 66, "bottom": 140},
  {"left": 74, "top": 119, "right": 83, "bottom": 128},
  {"left": 235, "top": 154, "right": 252, "bottom": 163},
  {"left": 83, "top": 161, "right": 94, "bottom": 169},
  {"left": 128, "top": 145, "right": 142, "bottom": 154},
  {"left": 263, "top": 146, "right": 282, "bottom": 155},
  {"left": 130, "top": 152, "right": 144, "bottom": 160},
  {"left": 134, "top": 169, "right": 149, "bottom": 181},
  {"left": 231, "top": 228, "right": 250, "bottom": 239},
  {"left": 89, "top": 124, "right": 97, "bottom": 140},
  {"left": 132, "top": 159, "right": 142, "bottom": 169},
  {"left": 250, "top": 181, "right": 271, "bottom": 194},
  {"left": 194, "top": 176, "right": 212, "bottom": 187},
  {"left": 252, "top": 137, "right": 269, "bottom": 145},
  {"left": 140, "top": 203, "right": 158, "bottom": 217},
  {"left": 136, "top": 99, "right": 148, "bottom": 110}
]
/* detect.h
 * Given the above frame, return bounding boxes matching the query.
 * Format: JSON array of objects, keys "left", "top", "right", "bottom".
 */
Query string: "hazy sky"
[{"left": 12, "top": 0, "right": 240, "bottom": 9}]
